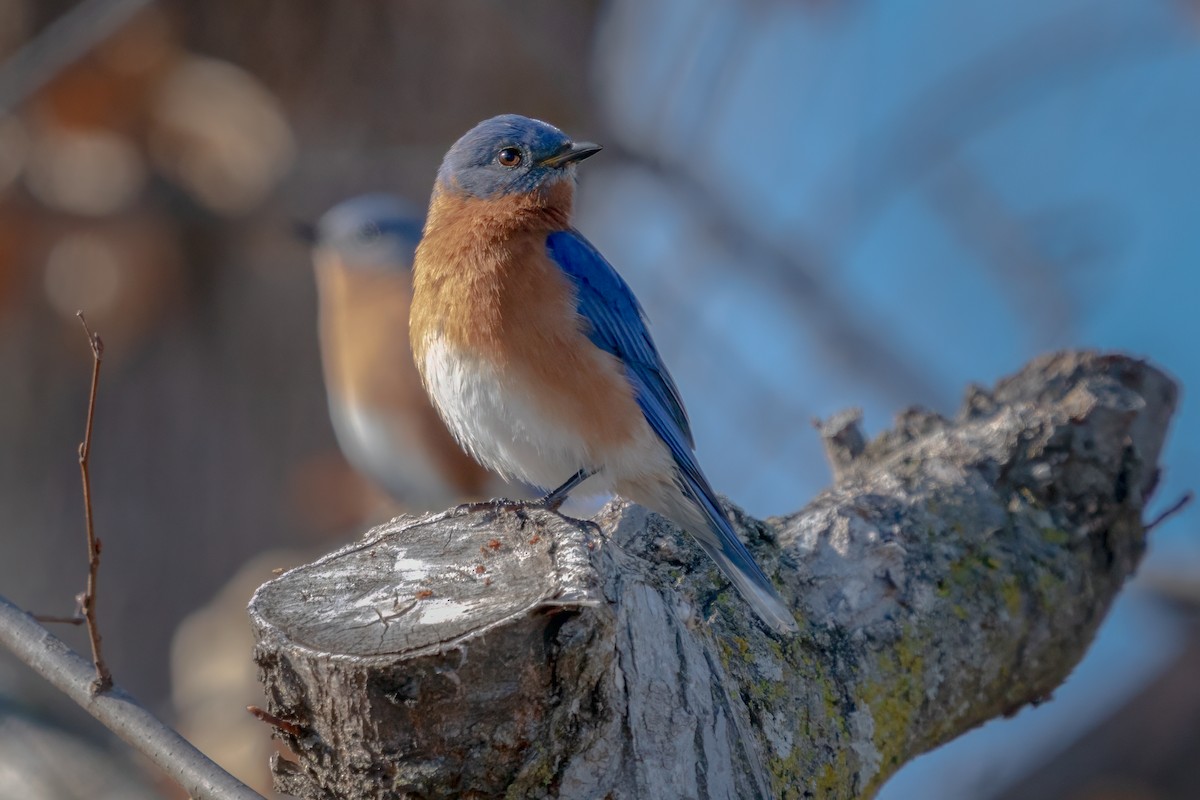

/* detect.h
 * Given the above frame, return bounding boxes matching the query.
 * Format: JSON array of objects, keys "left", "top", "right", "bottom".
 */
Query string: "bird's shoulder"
[{"left": 545, "top": 228, "right": 695, "bottom": 448}]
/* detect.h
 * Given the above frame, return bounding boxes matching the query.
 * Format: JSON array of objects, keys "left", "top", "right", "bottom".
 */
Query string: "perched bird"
[
  {"left": 410, "top": 115, "right": 797, "bottom": 634},
  {"left": 307, "top": 194, "right": 496, "bottom": 509}
]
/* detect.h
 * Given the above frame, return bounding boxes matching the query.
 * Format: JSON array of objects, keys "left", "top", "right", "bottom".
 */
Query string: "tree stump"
[{"left": 250, "top": 351, "right": 1178, "bottom": 799}]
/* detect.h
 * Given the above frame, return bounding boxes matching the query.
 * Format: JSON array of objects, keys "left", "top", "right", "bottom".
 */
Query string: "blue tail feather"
[{"left": 634, "top": 373, "right": 797, "bottom": 633}]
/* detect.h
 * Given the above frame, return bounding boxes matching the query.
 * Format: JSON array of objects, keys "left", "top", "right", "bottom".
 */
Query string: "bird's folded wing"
[{"left": 546, "top": 229, "right": 694, "bottom": 449}]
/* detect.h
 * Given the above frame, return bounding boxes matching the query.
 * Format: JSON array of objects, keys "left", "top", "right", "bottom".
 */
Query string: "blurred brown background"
[{"left": 0, "top": 2, "right": 600, "bottom": 795}]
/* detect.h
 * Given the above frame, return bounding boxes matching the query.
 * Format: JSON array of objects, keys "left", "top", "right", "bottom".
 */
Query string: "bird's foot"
[
  {"left": 454, "top": 497, "right": 526, "bottom": 515},
  {"left": 452, "top": 494, "right": 602, "bottom": 546},
  {"left": 453, "top": 495, "right": 572, "bottom": 522},
  {"left": 529, "top": 493, "right": 567, "bottom": 512}
]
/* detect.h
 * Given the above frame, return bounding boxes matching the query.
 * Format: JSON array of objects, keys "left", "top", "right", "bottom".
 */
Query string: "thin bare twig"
[
  {"left": 925, "top": 156, "right": 1085, "bottom": 345},
  {"left": 32, "top": 613, "right": 84, "bottom": 625},
  {"left": 1145, "top": 491, "right": 1194, "bottom": 533},
  {"left": 0, "top": 593, "right": 264, "bottom": 799},
  {"left": 247, "top": 705, "right": 306, "bottom": 738},
  {"left": 76, "top": 311, "right": 111, "bottom": 693},
  {"left": 0, "top": 0, "right": 155, "bottom": 120}
]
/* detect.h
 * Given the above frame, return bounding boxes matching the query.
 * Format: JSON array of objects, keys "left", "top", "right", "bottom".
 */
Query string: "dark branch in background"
[
  {"left": 0, "top": 594, "right": 264, "bottom": 799},
  {"left": 75, "top": 311, "right": 112, "bottom": 693},
  {"left": 608, "top": 145, "right": 948, "bottom": 408},
  {"left": 812, "top": 3, "right": 1179, "bottom": 245},
  {"left": 608, "top": 4, "right": 1180, "bottom": 412},
  {"left": 0, "top": 0, "right": 155, "bottom": 119},
  {"left": 596, "top": 4, "right": 943, "bottom": 478},
  {"left": 925, "top": 157, "right": 1092, "bottom": 345},
  {"left": 647, "top": 1, "right": 751, "bottom": 152},
  {"left": 600, "top": 4, "right": 947, "bottom": 408}
]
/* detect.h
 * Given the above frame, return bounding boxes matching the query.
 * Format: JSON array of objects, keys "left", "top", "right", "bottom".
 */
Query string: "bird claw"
[
  {"left": 454, "top": 497, "right": 525, "bottom": 515},
  {"left": 532, "top": 494, "right": 567, "bottom": 512},
  {"left": 453, "top": 494, "right": 569, "bottom": 519}
]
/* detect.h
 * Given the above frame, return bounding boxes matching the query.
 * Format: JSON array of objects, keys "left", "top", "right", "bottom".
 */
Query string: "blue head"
[
  {"left": 436, "top": 114, "right": 601, "bottom": 200},
  {"left": 311, "top": 193, "right": 424, "bottom": 270}
]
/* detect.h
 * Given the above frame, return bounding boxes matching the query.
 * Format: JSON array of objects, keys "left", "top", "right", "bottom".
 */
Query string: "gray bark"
[{"left": 249, "top": 351, "right": 1178, "bottom": 799}]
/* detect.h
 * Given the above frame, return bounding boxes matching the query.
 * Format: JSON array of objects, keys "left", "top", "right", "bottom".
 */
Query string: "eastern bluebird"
[
  {"left": 410, "top": 115, "right": 797, "bottom": 634},
  {"left": 307, "top": 194, "right": 497, "bottom": 509}
]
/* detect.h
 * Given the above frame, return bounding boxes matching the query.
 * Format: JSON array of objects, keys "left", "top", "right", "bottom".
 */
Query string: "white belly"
[{"left": 419, "top": 336, "right": 671, "bottom": 492}]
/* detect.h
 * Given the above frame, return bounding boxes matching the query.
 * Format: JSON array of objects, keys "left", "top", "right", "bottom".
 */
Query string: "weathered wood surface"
[{"left": 249, "top": 351, "right": 1178, "bottom": 799}]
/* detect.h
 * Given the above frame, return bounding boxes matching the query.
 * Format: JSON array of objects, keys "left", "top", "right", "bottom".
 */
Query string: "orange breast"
[{"left": 411, "top": 184, "right": 642, "bottom": 450}]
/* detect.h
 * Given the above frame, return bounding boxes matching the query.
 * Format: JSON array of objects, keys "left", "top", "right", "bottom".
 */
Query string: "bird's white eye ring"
[{"left": 497, "top": 147, "right": 522, "bottom": 168}]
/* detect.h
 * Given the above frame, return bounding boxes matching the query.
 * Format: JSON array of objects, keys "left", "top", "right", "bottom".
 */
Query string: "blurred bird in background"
[
  {"left": 304, "top": 194, "right": 500, "bottom": 511},
  {"left": 411, "top": 115, "right": 797, "bottom": 633}
]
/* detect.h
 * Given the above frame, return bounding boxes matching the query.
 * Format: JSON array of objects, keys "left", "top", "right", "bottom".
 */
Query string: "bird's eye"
[
  {"left": 356, "top": 223, "right": 382, "bottom": 242},
  {"left": 497, "top": 147, "right": 522, "bottom": 168}
]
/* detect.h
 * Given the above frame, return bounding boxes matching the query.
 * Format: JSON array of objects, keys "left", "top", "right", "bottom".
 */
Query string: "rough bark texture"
[{"left": 249, "top": 352, "right": 1178, "bottom": 799}]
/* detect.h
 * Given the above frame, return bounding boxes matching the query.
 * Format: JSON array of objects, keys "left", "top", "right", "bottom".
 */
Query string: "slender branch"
[
  {"left": 247, "top": 704, "right": 306, "bottom": 738},
  {"left": 1144, "top": 491, "right": 1193, "bottom": 533},
  {"left": 33, "top": 612, "right": 84, "bottom": 625},
  {"left": 0, "top": 309, "right": 262, "bottom": 798},
  {"left": 76, "top": 311, "right": 111, "bottom": 693},
  {"left": 0, "top": 593, "right": 264, "bottom": 800}
]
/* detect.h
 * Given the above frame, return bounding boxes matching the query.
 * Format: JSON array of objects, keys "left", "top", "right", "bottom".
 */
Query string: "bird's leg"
[
  {"left": 454, "top": 468, "right": 595, "bottom": 516},
  {"left": 536, "top": 467, "right": 595, "bottom": 511}
]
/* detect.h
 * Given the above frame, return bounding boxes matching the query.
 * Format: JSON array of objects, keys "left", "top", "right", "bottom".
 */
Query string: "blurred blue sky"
[{"left": 579, "top": 0, "right": 1198, "bottom": 795}]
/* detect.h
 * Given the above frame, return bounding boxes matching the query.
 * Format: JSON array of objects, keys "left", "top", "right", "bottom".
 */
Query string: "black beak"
[
  {"left": 539, "top": 141, "right": 603, "bottom": 168},
  {"left": 293, "top": 219, "right": 319, "bottom": 244}
]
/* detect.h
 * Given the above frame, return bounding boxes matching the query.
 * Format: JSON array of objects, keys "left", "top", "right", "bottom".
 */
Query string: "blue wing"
[
  {"left": 546, "top": 229, "right": 797, "bottom": 634},
  {"left": 546, "top": 230, "right": 693, "bottom": 448}
]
